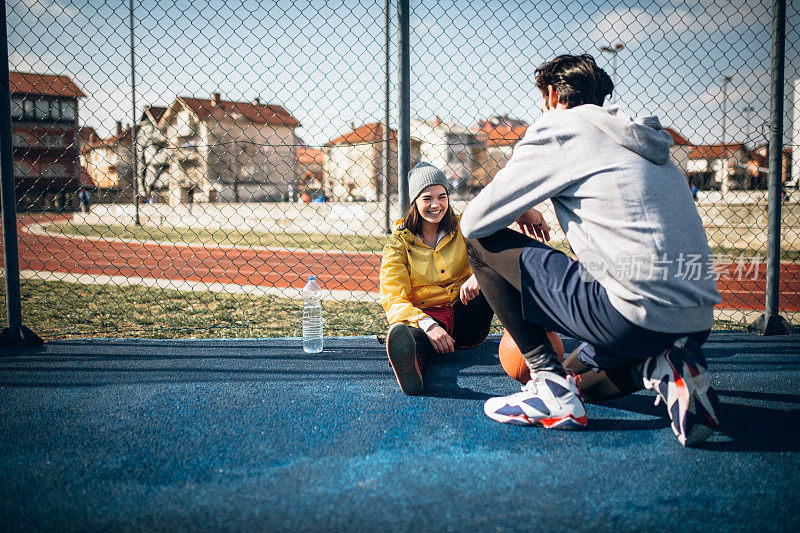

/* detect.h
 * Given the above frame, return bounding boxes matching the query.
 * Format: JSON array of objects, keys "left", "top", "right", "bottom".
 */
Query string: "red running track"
[{"left": 8, "top": 213, "right": 800, "bottom": 312}]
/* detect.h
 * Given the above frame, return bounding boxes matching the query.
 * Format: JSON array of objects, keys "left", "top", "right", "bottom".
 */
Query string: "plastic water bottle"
[{"left": 302, "top": 276, "right": 323, "bottom": 353}]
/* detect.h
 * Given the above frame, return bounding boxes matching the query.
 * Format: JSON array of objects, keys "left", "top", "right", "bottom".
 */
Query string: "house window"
[
  {"left": 10, "top": 98, "right": 24, "bottom": 119},
  {"left": 23, "top": 100, "right": 34, "bottom": 119},
  {"left": 50, "top": 100, "right": 61, "bottom": 120},
  {"left": 13, "top": 161, "right": 30, "bottom": 177},
  {"left": 35, "top": 99, "right": 50, "bottom": 120},
  {"left": 46, "top": 163, "right": 67, "bottom": 176},
  {"left": 41, "top": 134, "right": 62, "bottom": 148},
  {"left": 62, "top": 101, "right": 76, "bottom": 122}
]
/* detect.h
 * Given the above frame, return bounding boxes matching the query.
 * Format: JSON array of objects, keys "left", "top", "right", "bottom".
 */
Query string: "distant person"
[
  {"left": 55, "top": 192, "right": 66, "bottom": 214},
  {"left": 78, "top": 188, "right": 91, "bottom": 213},
  {"left": 691, "top": 184, "right": 699, "bottom": 201},
  {"left": 461, "top": 54, "right": 721, "bottom": 446},
  {"left": 380, "top": 163, "right": 494, "bottom": 395}
]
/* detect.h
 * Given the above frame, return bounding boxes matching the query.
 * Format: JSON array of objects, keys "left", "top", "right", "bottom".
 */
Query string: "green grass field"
[
  {"left": 4, "top": 277, "right": 745, "bottom": 341},
  {"left": 9, "top": 278, "right": 390, "bottom": 340}
]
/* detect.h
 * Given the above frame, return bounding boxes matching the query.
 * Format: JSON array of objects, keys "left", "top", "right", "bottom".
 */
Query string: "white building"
[
  {"left": 473, "top": 115, "right": 528, "bottom": 189},
  {"left": 687, "top": 143, "right": 748, "bottom": 192},
  {"left": 136, "top": 105, "right": 169, "bottom": 202},
  {"left": 665, "top": 127, "right": 693, "bottom": 176},
  {"left": 158, "top": 94, "right": 301, "bottom": 205},
  {"left": 323, "top": 122, "right": 420, "bottom": 201},
  {"left": 410, "top": 118, "right": 480, "bottom": 196},
  {"left": 86, "top": 121, "right": 135, "bottom": 203}
]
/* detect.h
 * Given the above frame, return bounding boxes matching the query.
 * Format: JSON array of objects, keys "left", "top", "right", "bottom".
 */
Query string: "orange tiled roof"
[
  {"left": 476, "top": 123, "right": 528, "bottom": 147},
  {"left": 80, "top": 126, "right": 101, "bottom": 145},
  {"left": 664, "top": 127, "right": 690, "bottom": 146},
  {"left": 177, "top": 97, "right": 300, "bottom": 127},
  {"left": 297, "top": 146, "right": 324, "bottom": 165},
  {"left": 101, "top": 126, "right": 132, "bottom": 147},
  {"left": 143, "top": 105, "right": 168, "bottom": 124},
  {"left": 327, "top": 122, "right": 394, "bottom": 146},
  {"left": 689, "top": 143, "right": 743, "bottom": 160},
  {"left": 326, "top": 122, "right": 420, "bottom": 146},
  {"left": 10, "top": 71, "right": 85, "bottom": 98},
  {"left": 79, "top": 127, "right": 101, "bottom": 153}
]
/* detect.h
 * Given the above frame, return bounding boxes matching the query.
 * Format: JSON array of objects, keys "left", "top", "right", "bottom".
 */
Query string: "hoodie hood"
[{"left": 569, "top": 105, "right": 673, "bottom": 165}]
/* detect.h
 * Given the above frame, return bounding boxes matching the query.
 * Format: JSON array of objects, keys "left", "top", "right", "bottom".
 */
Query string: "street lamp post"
[
  {"left": 600, "top": 43, "right": 624, "bottom": 101},
  {"left": 722, "top": 75, "right": 732, "bottom": 147},
  {"left": 744, "top": 105, "right": 755, "bottom": 146},
  {"left": 721, "top": 75, "right": 732, "bottom": 194}
]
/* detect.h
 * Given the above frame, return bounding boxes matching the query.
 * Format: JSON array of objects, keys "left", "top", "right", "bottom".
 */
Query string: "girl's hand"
[
  {"left": 460, "top": 274, "right": 480, "bottom": 304},
  {"left": 426, "top": 324, "right": 455, "bottom": 354},
  {"left": 515, "top": 208, "right": 551, "bottom": 241}
]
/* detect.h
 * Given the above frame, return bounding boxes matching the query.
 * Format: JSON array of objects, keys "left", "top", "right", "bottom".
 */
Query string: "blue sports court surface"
[{"left": 1, "top": 331, "right": 798, "bottom": 531}]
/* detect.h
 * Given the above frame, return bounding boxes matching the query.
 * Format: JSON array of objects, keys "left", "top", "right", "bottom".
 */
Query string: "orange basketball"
[{"left": 499, "top": 328, "right": 565, "bottom": 383}]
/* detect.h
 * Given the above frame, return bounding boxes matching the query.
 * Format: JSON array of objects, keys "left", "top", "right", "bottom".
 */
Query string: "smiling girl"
[{"left": 380, "top": 163, "right": 494, "bottom": 395}]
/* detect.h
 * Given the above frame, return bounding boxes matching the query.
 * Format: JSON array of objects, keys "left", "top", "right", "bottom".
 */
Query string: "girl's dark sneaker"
[{"left": 386, "top": 323, "right": 423, "bottom": 395}]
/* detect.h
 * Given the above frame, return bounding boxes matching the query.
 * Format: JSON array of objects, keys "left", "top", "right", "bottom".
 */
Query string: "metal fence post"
[
  {"left": 0, "top": 0, "right": 42, "bottom": 346},
  {"left": 130, "top": 0, "right": 140, "bottom": 226},
  {"left": 749, "top": 0, "right": 794, "bottom": 335},
  {"left": 384, "top": 0, "right": 391, "bottom": 234},
  {"left": 397, "top": 0, "right": 410, "bottom": 215}
]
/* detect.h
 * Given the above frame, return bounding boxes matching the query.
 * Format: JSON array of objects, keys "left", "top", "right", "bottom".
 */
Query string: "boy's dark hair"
[
  {"left": 401, "top": 198, "right": 458, "bottom": 236},
  {"left": 534, "top": 54, "right": 614, "bottom": 108}
]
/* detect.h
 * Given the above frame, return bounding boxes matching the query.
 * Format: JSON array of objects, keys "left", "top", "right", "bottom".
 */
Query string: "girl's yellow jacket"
[{"left": 379, "top": 216, "right": 472, "bottom": 328}]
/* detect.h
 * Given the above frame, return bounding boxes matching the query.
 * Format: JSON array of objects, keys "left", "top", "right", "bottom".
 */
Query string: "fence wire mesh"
[{"left": 5, "top": 0, "right": 800, "bottom": 339}]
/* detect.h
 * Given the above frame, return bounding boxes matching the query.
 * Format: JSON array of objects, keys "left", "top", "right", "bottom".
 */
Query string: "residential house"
[
  {"left": 686, "top": 143, "right": 748, "bottom": 191},
  {"left": 158, "top": 93, "right": 301, "bottom": 205},
  {"left": 136, "top": 105, "right": 169, "bottom": 202},
  {"left": 410, "top": 118, "right": 481, "bottom": 197},
  {"left": 743, "top": 143, "right": 793, "bottom": 190},
  {"left": 664, "top": 127, "right": 693, "bottom": 178},
  {"left": 78, "top": 126, "right": 100, "bottom": 195},
  {"left": 86, "top": 121, "right": 135, "bottom": 203},
  {"left": 10, "top": 71, "right": 84, "bottom": 210},
  {"left": 473, "top": 115, "right": 528, "bottom": 187},
  {"left": 323, "top": 122, "right": 420, "bottom": 202},
  {"left": 295, "top": 146, "right": 325, "bottom": 200}
]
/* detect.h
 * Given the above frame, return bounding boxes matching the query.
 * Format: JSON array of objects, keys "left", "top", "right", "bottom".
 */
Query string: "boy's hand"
[
  {"left": 459, "top": 274, "right": 480, "bottom": 304},
  {"left": 516, "top": 208, "right": 551, "bottom": 241}
]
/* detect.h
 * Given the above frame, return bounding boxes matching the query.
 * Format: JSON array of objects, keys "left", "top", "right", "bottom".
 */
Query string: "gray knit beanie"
[{"left": 408, "top": 162, "right": 449, "bottom": 203}]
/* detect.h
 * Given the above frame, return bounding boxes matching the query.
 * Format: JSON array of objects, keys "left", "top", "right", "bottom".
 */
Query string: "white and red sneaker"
[
  {"left": 641, "top": 336, "right": 720, "bottom": 446},
  {"left": 483, "top": 371, "right": 588, "bottom": 429}
]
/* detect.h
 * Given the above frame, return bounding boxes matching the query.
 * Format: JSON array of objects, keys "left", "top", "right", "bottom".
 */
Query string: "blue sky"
[{"left": 8, "top": 0, "right": 800, "bottom": 148}]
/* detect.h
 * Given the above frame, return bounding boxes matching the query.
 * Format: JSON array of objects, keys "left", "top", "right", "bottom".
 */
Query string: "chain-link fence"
[{"left": 4, "top": 0, "right": 799, "bottom": 339}]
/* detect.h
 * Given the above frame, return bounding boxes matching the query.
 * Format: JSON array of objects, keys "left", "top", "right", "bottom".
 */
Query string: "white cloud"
[{"left": 576, "top": 1, "right": 766, "bottom": 48}]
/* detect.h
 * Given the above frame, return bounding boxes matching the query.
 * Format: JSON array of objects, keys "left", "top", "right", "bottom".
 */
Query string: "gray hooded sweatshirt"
[{"left": 461, "top": 104, "right": 720, "bottom": 334}]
